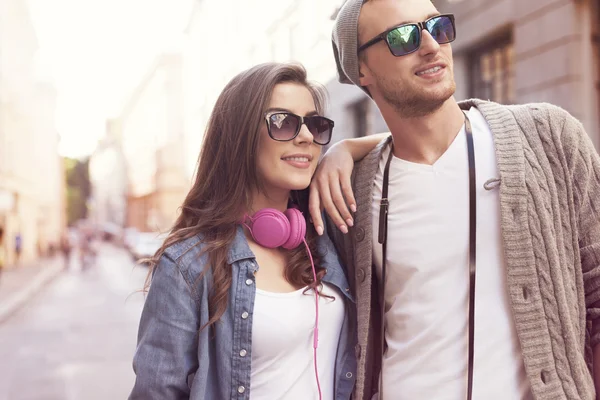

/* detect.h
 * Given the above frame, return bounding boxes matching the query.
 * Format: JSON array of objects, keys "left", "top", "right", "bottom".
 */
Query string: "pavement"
[
  {"left": 0, "top": 242, "right": 148, "bottom": 400},
  {"left": 0, "top": 255, "right": 65, "bottom": 324}
]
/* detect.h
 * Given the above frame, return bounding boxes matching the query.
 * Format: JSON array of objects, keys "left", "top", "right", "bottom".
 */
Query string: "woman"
[{"left": 129, "top": 63, "right": 356, "bottom": 400}]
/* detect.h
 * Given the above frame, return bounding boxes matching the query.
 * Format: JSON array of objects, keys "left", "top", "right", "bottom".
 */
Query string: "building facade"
[
  {"left": 118, "top": 53, "right": 189, "bottom": 233},
  {"left": 182, "top": 0, "right": 342, "bottom": 177},
  {"left": 88, "top": 120, "right": 128, "bottom": 234},
  {"left": 0, "top": 0, "right": 65, "bottom": 265}
]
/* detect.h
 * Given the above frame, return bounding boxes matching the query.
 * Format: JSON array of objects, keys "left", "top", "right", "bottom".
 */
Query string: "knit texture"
[
  {"left": 326, "top": 99, "right": 600, "bottom": 400},
  {"left": 332, "top": 0, "right": 365, "bottom": 87}
]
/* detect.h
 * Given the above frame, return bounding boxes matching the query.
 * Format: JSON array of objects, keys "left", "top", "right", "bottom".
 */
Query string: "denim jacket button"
[
  {"left": 346, "top": 372, "right": 353, "bottom": 379},
  {"left": 240, "top": 349, "right": 247, "bottom": 357},
  {"left": 245, "top": 279, "right": 253, "bottom": 286},
  {"left": 241, "top": 311, "right": 249, "bottom": 319},
  {"left": 238, "top": 386, "right": 245, "bottom": 393}
]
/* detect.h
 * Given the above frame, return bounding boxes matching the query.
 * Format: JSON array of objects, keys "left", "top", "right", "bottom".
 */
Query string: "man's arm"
[
  {"left": 310, "top": 133, "right": 390, "bottom": 235},
  {"left": 559, "top": 110, "right": 600, "bottom": 396}
]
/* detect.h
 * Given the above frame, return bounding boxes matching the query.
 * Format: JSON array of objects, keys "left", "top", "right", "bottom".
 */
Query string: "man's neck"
[{"left": 380, "top": 98, "right": 466, "bottom": 165}]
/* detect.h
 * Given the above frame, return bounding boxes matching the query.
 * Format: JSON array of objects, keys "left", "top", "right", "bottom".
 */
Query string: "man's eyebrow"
[{"left": 384, "top": 12, "right": 442, "bottom": 31}]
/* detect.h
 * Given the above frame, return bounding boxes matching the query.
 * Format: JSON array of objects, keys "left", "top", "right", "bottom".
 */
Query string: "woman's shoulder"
[
  {"left": 160, "top": 233, "right": 207, "bottom": 275},
  {"left": 158, "top": 227, "right": 249, "bottom": 277}
]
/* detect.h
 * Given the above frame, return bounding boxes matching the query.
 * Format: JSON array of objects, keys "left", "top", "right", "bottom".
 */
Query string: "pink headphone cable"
[
  {"left": 303, "top": 238, "right": 322, "bottom": 400},
  {"left": 241, "top": 209, "right": 322, "bottom": 399}
]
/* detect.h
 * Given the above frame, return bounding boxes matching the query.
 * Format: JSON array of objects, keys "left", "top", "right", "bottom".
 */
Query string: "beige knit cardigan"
[{"left": 327, "top": 99, "right": 600, "bottom": 400}]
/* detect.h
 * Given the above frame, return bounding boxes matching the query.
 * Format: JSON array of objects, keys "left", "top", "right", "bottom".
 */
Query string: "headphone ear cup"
[
  {"left": 251, "top": 209, "right": 290, "bottom": 249},
  {"left": 282, "top": 208, "right": 306, "bottom": 249}
]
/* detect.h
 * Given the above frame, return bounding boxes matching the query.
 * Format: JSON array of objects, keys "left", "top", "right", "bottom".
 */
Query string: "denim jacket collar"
[
  {"left": 226, "top": 226, "right": 256, "bottom": 265},
  {"left": 226, "top": 225, "right": 354, "bottom": 302}
]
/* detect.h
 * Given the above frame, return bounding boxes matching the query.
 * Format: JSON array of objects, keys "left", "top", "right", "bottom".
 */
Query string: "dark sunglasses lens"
[
  {"left": 387, "top": 25, "right": 420, "bottom": 56},
  {"left": 305, "top": 117, "right": 333, "bottom": 145},
  {"left": 269, "top": 113, "right": 300, "bottom": 141},
  {"left": 426, "top": 15, "right": 455, "bottom": 44}
]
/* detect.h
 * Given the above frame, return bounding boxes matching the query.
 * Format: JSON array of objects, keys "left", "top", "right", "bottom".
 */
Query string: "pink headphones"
[
  {"left": 242, "top": 208, "right": 306, "bottom": 249},
  {"left": 242, "top": 207, "right": 323, "bottom": 399}
]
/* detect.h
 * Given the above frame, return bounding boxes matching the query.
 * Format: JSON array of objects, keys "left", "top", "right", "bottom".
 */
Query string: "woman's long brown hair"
[{"left": 145, "top": 62, "right": 328, "bottom": 331}]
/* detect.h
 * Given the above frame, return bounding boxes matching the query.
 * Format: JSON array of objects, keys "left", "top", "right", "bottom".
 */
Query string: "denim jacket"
[{"left": 129, "top": 226, "right": 357, "bottom": 400}]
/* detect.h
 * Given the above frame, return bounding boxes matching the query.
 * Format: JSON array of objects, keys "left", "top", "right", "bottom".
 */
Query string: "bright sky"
[{"left": 27, "top": 0, "right": 195, "bottom": 159}]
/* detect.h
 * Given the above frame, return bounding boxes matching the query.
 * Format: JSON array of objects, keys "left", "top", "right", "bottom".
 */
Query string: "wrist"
[{"left": 336, "top": 138, "right": 360, "bottom": 161}]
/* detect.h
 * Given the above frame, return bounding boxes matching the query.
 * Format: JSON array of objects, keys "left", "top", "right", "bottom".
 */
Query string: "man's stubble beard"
[{"left": 376, "top": 72, "right": 457, "bottom": 119}]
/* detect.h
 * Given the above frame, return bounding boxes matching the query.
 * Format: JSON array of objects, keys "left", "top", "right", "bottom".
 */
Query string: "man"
[
  {"left": 60, "top": 232, "right": 71, "bottom": 270},
  {"left": 308, "top": 0, "right": 600, "bottom": 399},
  {"left": 14, "top": 232, "right": 22, "bottom": 265},
  {"left": 0, "top": 227, "right": 5, "bottom": 283}
]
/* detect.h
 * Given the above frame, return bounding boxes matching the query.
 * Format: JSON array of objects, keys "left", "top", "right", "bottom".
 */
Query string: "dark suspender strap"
[
  {"left": 377, "top": 144, "right": 394, "bottom": 399},
  {"left": 378, "top": 113, "right": 476, "bottom": 400},
  {"left": 464, "top": 112, "right": 476, "bottom": 400}
]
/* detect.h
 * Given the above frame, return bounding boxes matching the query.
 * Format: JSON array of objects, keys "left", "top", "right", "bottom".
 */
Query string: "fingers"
[
  {"left": 329, "top": 174, "right": 353, "bottom": 229},
  {"left": 318, "top": 175, "right": 348, "bottom": 234},
  {"left": 340, "top": 171, "right": 357, "bottom": 214},
  {"left": 308, "top": 183, "right": 324, "bottom": 236}
]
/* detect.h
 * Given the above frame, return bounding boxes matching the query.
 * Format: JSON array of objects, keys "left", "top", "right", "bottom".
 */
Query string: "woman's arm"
[
  {"left": 310, "top": 133, "right": 390, "bottom": 235},
  {"left": 343, "top": 132, "right": 390, "bottom": 161},
  {"left": 129, "top": 255, "right": 200, "bottom": 400}
]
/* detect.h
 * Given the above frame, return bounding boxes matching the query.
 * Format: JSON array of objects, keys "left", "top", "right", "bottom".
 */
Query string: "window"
[
  {"left": 469, "top": 34, "right": 515, "bottom": 104},
  {"left": 351, "top": 98, "right": 372, "bottom": 138}
]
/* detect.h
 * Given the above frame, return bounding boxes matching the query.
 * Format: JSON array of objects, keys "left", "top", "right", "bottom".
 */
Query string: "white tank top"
[{"left": 250, "top": 282, "right": 345, "bottom": 400}]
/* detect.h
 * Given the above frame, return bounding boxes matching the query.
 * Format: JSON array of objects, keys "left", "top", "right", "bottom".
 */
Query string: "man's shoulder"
[
  {"left": 468, "top": 99, "right": 581, "bottom": 143},
  {"left": 507, "top": 102, "right": 583, "bottom": 145},
  {"left": 513, "top": 102, "right": 573, "bottom": 121},
  {"left": 353, "top": 134, "right": 391, "bottom": 171},
  {"left": 472, "top": 99, "right": 574, "bottom": 126}
]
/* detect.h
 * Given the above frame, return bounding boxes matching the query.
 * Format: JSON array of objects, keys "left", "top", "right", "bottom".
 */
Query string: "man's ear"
[{"left": 358, "top": 61, "right": 372, "bottom": 87}]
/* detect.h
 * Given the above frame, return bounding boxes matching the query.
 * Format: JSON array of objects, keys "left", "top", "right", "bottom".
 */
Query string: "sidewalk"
[{"left": 0, "top": 256, "right": 64, "bottom": 324}]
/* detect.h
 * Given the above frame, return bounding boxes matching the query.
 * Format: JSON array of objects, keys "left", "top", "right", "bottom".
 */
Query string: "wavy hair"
[{"left": 145, "top": 62, "right": 328, "bottom": 331}]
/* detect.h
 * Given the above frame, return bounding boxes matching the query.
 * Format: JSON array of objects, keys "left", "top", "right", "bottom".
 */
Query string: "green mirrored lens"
[{"left": 387, "top": 25, "right": 420, "bottom": 56}]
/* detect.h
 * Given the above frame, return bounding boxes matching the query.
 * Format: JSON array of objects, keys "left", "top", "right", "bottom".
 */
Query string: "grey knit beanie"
[{"left": 332, "top": 0, "right": 367, "bottom": 88}]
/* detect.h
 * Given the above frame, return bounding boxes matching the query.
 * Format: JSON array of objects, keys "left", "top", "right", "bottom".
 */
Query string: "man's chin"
[{"left": 420, "top": 79, "right": 456, "bottom": 99}]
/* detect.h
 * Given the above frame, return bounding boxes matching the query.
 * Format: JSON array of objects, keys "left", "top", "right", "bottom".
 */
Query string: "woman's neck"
[{"left": 250, "top": 189, "right": 291, "bottom": 214}]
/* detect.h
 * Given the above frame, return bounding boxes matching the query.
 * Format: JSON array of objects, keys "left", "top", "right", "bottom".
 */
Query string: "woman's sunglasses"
[
  {"left": 358, "top": 14, "right": 456, "bottom": 57},
  {"left": 265, "top": 112, "right": 334, "bottom": 146}
]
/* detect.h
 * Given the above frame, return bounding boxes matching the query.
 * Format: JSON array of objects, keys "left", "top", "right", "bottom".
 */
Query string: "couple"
[{"left": 130, "top": 0, "right": 600, "bottom": 399}]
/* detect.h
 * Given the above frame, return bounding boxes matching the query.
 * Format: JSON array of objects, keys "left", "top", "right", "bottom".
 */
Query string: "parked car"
[
  {"left": 130, "top": 232, "right": 168, "bottom": 263},
  {"left": 123, "top": 227, "right": 139, "bottom": 251}
]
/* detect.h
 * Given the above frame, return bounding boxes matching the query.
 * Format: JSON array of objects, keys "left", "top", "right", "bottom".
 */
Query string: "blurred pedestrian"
[
  {"left": 60, "top": 233, "right": 71, "bottom": 270},
  {"left": 0, "top": 227, "right": 5, "bottom": 284},
  {"left": 79, "top": 231, "right": 95, "bottom": 271},
  {"left": 14, "top": 232, "right": 22, "bottom": 265}
]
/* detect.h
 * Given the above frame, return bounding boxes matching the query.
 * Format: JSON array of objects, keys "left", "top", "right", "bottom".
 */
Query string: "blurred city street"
[
  {"left": 0, "top": 0, "right": 599, "bottom": 398},
  {"left": 0, "top": 243, "right": 147, "bottom": 400}
]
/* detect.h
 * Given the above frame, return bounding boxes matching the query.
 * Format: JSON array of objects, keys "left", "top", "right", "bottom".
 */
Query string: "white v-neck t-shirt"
[{"left": 371, "top": 107, "right": 532, "bottom": 399}]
